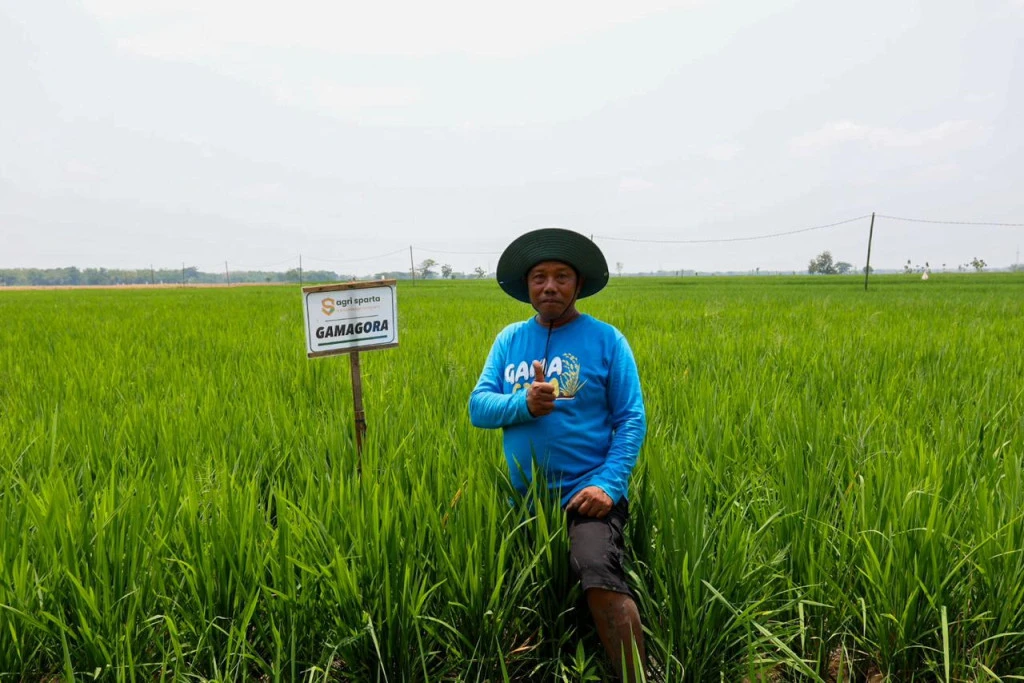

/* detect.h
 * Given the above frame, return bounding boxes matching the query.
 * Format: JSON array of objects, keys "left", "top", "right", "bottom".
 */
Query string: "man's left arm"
[{"left": 589, "top": 335, "right": 647, "bottom": 504}]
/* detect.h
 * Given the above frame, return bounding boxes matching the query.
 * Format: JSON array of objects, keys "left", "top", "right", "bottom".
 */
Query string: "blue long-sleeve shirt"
[{"left": 469, "top": 314, "right": 646, "bottom": 507}]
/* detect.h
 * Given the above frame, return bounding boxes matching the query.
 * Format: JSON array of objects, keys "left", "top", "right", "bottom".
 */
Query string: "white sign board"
[{"left": 302, "top": 280, "right": 398, "bottom": 358}]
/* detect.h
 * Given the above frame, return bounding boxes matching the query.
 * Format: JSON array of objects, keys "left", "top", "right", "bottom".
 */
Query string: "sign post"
[
  {"left": 350, "top": 350, "right": 366, "bottom": 459},
  {"left": 302, "top": 280, "right": 398, "bottom": 476}
]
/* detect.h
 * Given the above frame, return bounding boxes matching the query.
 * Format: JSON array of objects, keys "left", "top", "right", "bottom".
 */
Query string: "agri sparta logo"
[{"left": 321, "top": 297, "right": 336, "bottom": 316}]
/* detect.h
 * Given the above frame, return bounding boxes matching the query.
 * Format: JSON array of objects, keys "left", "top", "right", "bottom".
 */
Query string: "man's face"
[{"left": 527, "top": 261, "right": 580, "bottom": 319}]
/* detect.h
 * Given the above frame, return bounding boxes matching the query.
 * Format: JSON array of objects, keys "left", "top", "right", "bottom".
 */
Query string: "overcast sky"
[{"left": 2, "top": 0, "right": 1022, "bottom": 274}]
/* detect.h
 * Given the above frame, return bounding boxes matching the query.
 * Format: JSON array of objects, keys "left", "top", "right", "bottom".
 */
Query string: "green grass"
[{"left": 1, "top": 273, "right": 1023, "bottom": 680}]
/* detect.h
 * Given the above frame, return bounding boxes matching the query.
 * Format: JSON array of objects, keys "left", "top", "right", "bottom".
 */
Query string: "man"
[{"left": 469, "top": 227, "right": 647, "bottom": 680}]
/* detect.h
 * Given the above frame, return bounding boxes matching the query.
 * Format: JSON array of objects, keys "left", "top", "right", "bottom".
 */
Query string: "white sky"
[{"left": 2, "top": 0, "right": 1022, "bottom": 274}]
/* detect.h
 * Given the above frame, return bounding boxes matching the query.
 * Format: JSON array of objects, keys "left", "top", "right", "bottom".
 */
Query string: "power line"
[
  {"left": 303, "top": 247, "right": 409, "bottom": 265},
  {"left": 232, "top": 256, "right": 301, "bottom": 270},
  {"left": 876, "top": 214, "right": 1024, "bottom": 227},
  {"left": 415, "top": 247, "right": 501, "bottom": 256},
  {"left": 594, "top": 215, "right": 872, "bottom": 244}
]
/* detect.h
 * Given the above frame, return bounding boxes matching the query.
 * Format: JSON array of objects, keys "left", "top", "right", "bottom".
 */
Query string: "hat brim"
[{"left": 496, "top": 228, "right": 609, "bottom": 303}]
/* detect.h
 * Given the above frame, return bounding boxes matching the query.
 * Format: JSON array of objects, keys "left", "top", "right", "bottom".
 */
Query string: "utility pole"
[
  {"left": 225, "top": 261, "right": 230, "bottom": 286},
  {"left": 863, "top": 212, "right": 875, "bottom": 291},
  {"left": 150, "top": 264, "right": 155, "bottom": 285},
  {"left": 299, "top": 254, "right": 303, "bottom": 285},
  {"left": 409, "top": 246, "right": 416, "bottom": 284}
]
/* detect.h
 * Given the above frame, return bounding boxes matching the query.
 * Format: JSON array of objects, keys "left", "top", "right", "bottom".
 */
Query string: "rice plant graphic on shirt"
[{"left": 557, "top": 353, "right": 587, "bottom": 398}]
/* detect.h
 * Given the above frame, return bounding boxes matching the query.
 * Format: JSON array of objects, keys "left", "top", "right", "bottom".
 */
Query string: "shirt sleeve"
[
  {"left": 588, "top": 333, "right": 646, "bottom": 503},
  {"left": 469, "top": 330, "right": 534, "bottom": 429}
]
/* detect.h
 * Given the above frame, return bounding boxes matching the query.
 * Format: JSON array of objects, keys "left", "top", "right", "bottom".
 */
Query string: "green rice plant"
[
  {"left": 428, "top": 477, "right": 543, "bottom": 680},
  {"left": 1, "top": 273, "right": 1023, "bottom": 679},
  {"left": 633, "top": 441, "right": 809, "bottom": 681}
]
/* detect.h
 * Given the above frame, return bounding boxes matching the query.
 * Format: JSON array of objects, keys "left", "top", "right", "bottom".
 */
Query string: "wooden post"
[
  {"left": 863, "top": 212, "right": 875, "bottom": 291},
  {"left": 350, "top": 350, "right": 366, "bottom": 477}
]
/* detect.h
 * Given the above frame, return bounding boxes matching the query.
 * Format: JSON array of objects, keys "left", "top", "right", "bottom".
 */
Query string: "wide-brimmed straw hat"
[{"left": 496, "top": 228, "right": 609, "bottom": 303}]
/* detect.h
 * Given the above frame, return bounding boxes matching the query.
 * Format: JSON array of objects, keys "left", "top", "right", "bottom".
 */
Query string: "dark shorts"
[{"left": 567, "top": 499, "right": 634, "bottom": 598}]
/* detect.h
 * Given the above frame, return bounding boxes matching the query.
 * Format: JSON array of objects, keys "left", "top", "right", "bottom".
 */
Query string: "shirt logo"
[{"left": 504, "top": 353, "right": 587, "bottom": 399}]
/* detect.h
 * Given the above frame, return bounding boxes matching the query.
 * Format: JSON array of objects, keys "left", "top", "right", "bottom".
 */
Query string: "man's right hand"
[{"left": 526, "top": 360, "right": 556, "bottom": 417}]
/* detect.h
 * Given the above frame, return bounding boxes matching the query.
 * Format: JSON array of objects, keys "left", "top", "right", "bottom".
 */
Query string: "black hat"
[{"left": 496, "top": 228, "right": 609, "bottom": 303}]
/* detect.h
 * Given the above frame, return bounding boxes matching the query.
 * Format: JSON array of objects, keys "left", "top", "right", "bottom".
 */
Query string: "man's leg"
[
  {"left": 568, "top": 501, "right": 646, "bottom": 681},
  {"left": 586, "top": 587, "right": 645, "bottom": 682}
]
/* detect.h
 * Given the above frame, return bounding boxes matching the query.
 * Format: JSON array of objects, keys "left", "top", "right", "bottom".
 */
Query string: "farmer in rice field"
[{"left": 469, "top": 227, "right": 647, "bottom": 681}]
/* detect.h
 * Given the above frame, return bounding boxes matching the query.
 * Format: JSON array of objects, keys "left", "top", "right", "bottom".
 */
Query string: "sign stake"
[{"left": 350, "top": 350, "right": 366, "bottom": 476}]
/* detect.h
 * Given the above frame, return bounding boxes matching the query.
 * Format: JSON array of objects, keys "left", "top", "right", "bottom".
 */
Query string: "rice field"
[{"left": 2, "top": 274, "right": 1023, "bottom": 682}]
